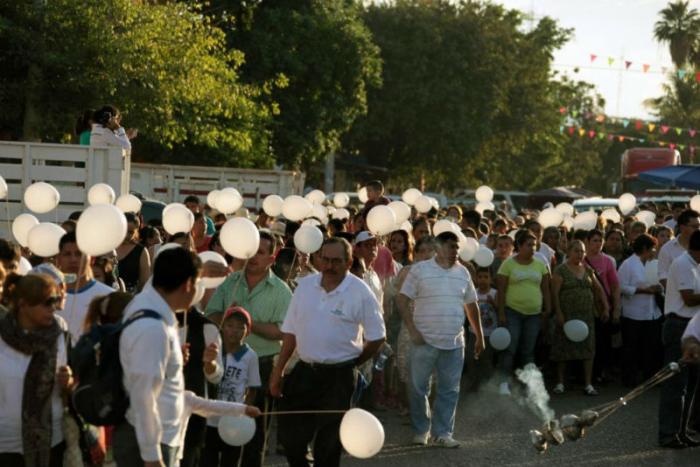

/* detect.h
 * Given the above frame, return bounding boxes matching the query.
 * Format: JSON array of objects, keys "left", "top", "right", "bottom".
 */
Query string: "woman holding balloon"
[
  {"left": 550, "top": 240, "right": 608, "bottom": 396},
  {"left": 496, "top": 231, "right": 551, "bottom": 396}
]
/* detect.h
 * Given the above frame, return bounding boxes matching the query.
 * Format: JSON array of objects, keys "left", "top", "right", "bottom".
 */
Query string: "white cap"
[{"left": 354, "top": 231, "right": 375, "bottom": 245}]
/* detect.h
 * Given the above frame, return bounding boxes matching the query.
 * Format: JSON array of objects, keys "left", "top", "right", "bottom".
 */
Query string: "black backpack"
[{"left": 70, "top": 309, "right": 162, "bottom": 426}]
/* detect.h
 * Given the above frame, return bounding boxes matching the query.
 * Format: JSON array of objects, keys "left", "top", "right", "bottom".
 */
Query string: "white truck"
[{"left": 0, "top": 140, "right": 304, "bottom": 237}]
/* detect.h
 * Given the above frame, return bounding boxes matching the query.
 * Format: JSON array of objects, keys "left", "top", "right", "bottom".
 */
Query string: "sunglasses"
[{"left": 42, "top": 296, "right": 62, "bottom": 308}]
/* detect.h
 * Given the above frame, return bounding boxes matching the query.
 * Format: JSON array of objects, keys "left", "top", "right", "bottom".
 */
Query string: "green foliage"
[
  {"left": 654, "top": 0, "right": 700, "bottom": 68},
  {"left": 0, "top": 0, "right": 275, "bottom": 167},
  {"left": 213, "top": 0, "right": 383, "bottom": 171},
  {"left": 342, "top": 0, "right": 607, "bottom": 193}
]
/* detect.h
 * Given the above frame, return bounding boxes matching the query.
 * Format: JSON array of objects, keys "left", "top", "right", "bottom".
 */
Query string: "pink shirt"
[
  {"left": 586, "top": 253, "right": 619, "bottom": 303},
  {"left": 373, "top": 246, "right": 397, "bottom": 282}
]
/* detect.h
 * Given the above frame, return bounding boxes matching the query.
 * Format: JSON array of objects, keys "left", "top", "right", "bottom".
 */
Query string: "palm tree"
[{"left": 654, "top": 0, "right": 700, "bottom": 68}]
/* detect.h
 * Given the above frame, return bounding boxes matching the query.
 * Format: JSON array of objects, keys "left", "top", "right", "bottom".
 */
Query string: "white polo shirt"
[
  {"left": 281, "top": 273, "right": 385, "bottom": 364},
  {"left": 658, "top": 238, "right": 686, "bottom": 282},
  {"left": 120, "top": 284, "right": 185, "bottom": 462},
  {"left": 58, "top": 279, "right": 115, "bottom": 343},
  {"left": 618, "top": 254, "right": 662, "bottom": 321},
  {"left": 400, "top": 258, "right": 478, "bottom": 350},
  {"left": 683, "top": 312, "right": 700, "bottom": 341},
  {"left": 665, "top": 252, "right": 700, "bottom": 319}
]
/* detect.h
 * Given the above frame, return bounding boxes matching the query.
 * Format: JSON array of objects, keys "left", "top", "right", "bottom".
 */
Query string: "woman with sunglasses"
[{"left": 0, "top": 274, "right": 74, "bottom": 467}]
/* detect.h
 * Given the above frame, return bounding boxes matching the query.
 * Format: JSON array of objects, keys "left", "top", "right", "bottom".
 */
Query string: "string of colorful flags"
[
  {"left": 552, "top": 53, "right": 700, "bottom": 81},
  {"left": 559, "top": 125, "right": 696, "bottom": 153},
  {"left": 557, "top": 108, "right": 700, "bottom": 139}
]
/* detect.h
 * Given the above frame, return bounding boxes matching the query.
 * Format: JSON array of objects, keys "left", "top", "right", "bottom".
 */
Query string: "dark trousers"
[
  {"left": 278, "top": 361, "right": 357, "bottom": 467},
  {"left": 113, "top": 421, "right": 179, "bottom": 467},
  {"left": 658, "top": 316, "right": 700, "bottom": 443},
  {"left": 593, "top": 317, "right": 614, "bottom": 379},
  {"left": 241, "top": 356, "right": 275, "bottom": 467},
  {"left": 621, "top": 317, "right": 663, "bottom": 386},
  {"left": 201, "top": 425, "right": 242, "bottom": 467},
  {"left": 0, "top": 442, "right": 65, "bottom": 467}
]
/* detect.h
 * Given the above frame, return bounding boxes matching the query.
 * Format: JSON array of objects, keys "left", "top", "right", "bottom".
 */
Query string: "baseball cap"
[
  {"left": 223, "top": 306, "right": 253, "bottom": 335},
  {"left": 30, "top": 263, "right": 65, "bottom": 287},
  {"left": 354, "top": 231, "right": 375, "bottom": 245}
]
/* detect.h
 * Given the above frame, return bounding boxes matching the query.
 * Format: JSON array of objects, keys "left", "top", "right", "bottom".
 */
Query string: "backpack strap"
[{"left": 122, "top": 309, "right": 163, "bottom": 330}]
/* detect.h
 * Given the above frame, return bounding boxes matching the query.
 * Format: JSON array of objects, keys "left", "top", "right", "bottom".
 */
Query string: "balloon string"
[
  {"left": 219, "top": 258, "right": 250, "bottom": 330},
  {"left": 5, "top": 198, "right": 10, "bottom": 239},
  {"left": 259, "top": 410, "right": 347, "bottom": 416},
  {"left": 286, "top": 250, "right": 298, "bottom": 283},
  {"left": 68, "top": 253, "right": 87, "bottom": 338}
]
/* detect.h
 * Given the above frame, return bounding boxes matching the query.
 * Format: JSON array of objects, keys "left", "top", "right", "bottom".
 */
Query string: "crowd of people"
[{"left": 1, "top": 177, "right": 700, "bottom": 467}]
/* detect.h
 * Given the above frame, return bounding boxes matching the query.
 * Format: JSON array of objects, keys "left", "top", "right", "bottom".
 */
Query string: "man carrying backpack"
[{"left": 112, "top": 247, "right": 207, "bottom": 467}]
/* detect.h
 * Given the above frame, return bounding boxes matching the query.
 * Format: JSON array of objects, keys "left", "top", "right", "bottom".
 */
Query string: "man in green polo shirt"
[{"left": 206, "top": 230, "right": 292, "bottom": 466}]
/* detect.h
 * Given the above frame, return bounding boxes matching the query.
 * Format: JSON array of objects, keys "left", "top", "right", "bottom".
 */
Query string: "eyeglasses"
[
  {"left": 320, "top": 256, "right": 345, "bottom": 266},
  {"left": 42, "top": 296, "right": 62, "bottom": 308}
]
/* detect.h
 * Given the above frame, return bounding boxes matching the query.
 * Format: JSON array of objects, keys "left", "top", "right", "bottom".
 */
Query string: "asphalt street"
[{"left": 264, "top": 380, "right": 700, "bottom": 467}]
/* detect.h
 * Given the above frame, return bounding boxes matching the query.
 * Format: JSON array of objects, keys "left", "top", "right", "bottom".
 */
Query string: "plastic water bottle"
[{"left": 374, "top": 344, "right": 394, "bottom": 371}]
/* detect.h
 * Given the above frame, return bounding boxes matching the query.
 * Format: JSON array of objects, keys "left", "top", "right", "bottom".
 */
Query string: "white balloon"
[
  {"left": 218, "top": 416, "right": 256, "bottom": 446},
  {"left": 0, "top": 176, "right": 7, "bottom": 199},
  {"left": 414, "top": 195, "right": 433, "bottom": 214},
  {"left": 618, "top": 193, "right": 637, "bottom": 215},
  {"left": 12, "top": 213, "right": 39, "bottom": 247},
  {"left": 24, "top": 182, "right": 60, "bottom": 213},
  {"left": 333, "top": 208, "right": 350, "bottom": 220},
  {"left": 562, "top": 216, "right": 574, "bottom": 230},
  {"left": 388, "top": 201, "right": 411, "bottom": 224},
  {"left": 326, "top": 205, "right": 337, "bottom": 217},
  {"left": 366, "top": 205, "right": 396, "bottom": 236},
  {"left": 433, "top": 219, "right": 460, "bottom": 236},
  {"left": 459, "top": 237, "right": 479, "bottom": 262},
  {"left": 538, "top": 208, "right": 563, "bottom": 228},
  {"left": 645, "top": 259, "right": 659, "bottom": 286},
  {"left": 563, "top": 319, "right": 589, "bottom": 342},
  {"left": 475, "top": 201, "right": 495, "bottom": 214},
  {"left": 305, "top": 189, "right": 326, "bottom": 205},
  {"left": 358, "top": 187, "right": 369, "bottom": 203},
  {"left": 691, "top": 195, "right": 700, "bottom": 212},
  {"left": 207, "top": 190, "right": 222, "bottom": 210},
  {"left": 489, "top": 327, "right": 511, "bottom": 351},
  {"left": 339, "top": 408, "right": 384, "bottom": 459},
  {"left": 18, "top": 256, "right": 31, "bottom": 275},
  {"left": 282, "top": 195, "right": 312, "bottom": 221},
  {"left": 555, "top": 202, "right": 574, "bottom": 217},
  {"left": 217, "top": 188, "right": 244, "bottom": 215},
  {"left": 636, "top": 210, "right": 656, "bottom": 229},
  {"left": 311, "top": 203, "right": 328, "bottom": 224},
  {"left": 220, "top": 217, "right": 260, "bottom": 259},
  {"left": 198, "top": 251, "right": 228, "bottom": 289},
  {"left": 262, "top": 195, "right": 284, "bottom": 217},
  {"left": 399, "top": 220, "right": 413, "bottom": 232},
  {"left": 191, "top": 281, "right": 206, "bottom": 307},
  {"left": 27, "top": 223, "right": 66, "bottom": 257},
  {"left": 294, "top": 224, "right": 324, "bottom": 254},
  {"left": 302, "top": 218, "right": 321, "bottom": 227},
  {"left": 429, "top": 197, "right": 440, "bottom": 210},
  {"left": 473, "top": 246, "right": 495, "bottom": 267},
  {"left": 601, "top": 208, "right": 621, "bottom": 224},
  {"left": 154, "top": 242, "right": 182, "bottom": 260},
  {"left": 115, "top": 194, "right": 142, "bottom": 213},
  {"left": 163, "top": 203, "right": 195, "bottom": 235},
  {"left": 87, "top": 183, "right": 116, "bottom": 206},
  {"left": 475, "top": 185, "right": 494, "bottom": 203},
  {"left": 402, "top": 188, "right": 422, "bottom": 206},
  {"left": 333, "top": 192, "right": 350, "bottom": 208},
  {"left": 76, "top": 204, "right": 128, "bottom": 257},
  {"left": 573, "top": 211, "right": 598, "bottom": 231}
]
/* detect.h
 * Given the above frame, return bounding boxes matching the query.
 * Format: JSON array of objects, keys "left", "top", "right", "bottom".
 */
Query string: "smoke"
[{"left": 516, "top": 363, "right": 555, "bottom": 423}]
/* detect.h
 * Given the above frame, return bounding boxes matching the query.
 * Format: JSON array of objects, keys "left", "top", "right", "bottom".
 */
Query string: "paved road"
[{"left": 264, "top": 380, "right": 699, "bottom": 466}]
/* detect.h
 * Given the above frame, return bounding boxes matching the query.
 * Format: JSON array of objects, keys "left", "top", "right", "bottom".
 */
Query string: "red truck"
[{"left": 620, "top": 147, "right": 681, "bottom": 195}]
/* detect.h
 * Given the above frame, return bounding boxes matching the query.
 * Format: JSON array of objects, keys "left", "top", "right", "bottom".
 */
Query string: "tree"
[
  {"left": 211, "top": 0, "right": 382, "bottom": 173},
  {"left": 654, "top": 0, "right": 700, "bottom": 68},
  {"left": 0, "top": 0, "right": 276, "bottom": 167}
]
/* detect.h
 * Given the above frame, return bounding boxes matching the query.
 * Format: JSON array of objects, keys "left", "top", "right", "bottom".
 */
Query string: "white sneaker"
[
  {"left": 432, "top": 435, "right": 462, "bottom": 448},
  {"left": 499, "top": 382, "right": 511, "bottom": 396},
  {"left": 412, "top": 432, "right": 429, "bottom": 445}
]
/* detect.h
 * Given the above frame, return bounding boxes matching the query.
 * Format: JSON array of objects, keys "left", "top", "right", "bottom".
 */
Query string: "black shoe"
[
  {"left": 679, "top": 434, "right": 700, "bottom": 447},
  {"left": 659, "top": 435, "right": 688, "bottom": 449}
]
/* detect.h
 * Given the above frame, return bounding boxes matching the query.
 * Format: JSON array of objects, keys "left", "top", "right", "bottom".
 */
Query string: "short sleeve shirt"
[
  {"left": 665, "top": 252, "right": 700, "bottom": 319},
  {"left": 207, "top": 344, "right": 260, "bottom": 427},
  {"left": 498, "top": 257, "right": 548, "bottom": 315}
]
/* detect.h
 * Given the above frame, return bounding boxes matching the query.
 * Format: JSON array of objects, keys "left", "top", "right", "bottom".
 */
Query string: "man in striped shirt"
[{"left": 398, "top": 231, "right": 484, "bottom": 448}]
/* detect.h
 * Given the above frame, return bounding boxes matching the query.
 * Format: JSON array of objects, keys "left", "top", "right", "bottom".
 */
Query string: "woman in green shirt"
[
  {"left": 75, "top": 109, "right": 93, "bottom": 145},
  {"left": 496, "top": 230, "right": 551, "bottom": 396}
]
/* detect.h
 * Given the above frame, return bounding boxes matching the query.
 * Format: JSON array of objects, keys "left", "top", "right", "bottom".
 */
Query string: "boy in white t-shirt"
[
  {"left": 202, "top": 306, "right": 261, "bottom": 467},
  {"left": 465, "top": 267, "right": 498, "bottom": 392}
]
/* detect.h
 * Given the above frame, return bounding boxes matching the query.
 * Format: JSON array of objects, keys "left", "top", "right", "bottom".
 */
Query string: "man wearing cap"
[
  {"left": 270, "top": 237, "right": 386, "bottom": 467},
  {"left": 354, "top": 231, "right": 384, "bottom": 310},
  {"left": 205, "top": 230, "right": 292, "bottom": 466}
]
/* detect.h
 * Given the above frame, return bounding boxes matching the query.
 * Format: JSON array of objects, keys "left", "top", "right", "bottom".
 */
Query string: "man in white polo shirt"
[
  {"left": 398, "top": 231, "right": 484, "bottom": 448},
  {"left": 658, "top": 230, "right": 700, "bottom": 448},
  {"left": 658, "top": 209, "right": 700, "bottom": 288},
  {"left": 269, "top": 237, "right": 385, "bottom": 467}
]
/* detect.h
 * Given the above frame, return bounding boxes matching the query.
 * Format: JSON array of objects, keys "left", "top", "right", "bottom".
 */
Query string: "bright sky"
[{"left": 495, "top": 0, "right": 674, "bottom": 119}]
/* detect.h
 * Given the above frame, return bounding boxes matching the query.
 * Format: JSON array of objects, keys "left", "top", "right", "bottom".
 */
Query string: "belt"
[
  {"left": 667, "top": 313, "right": 692, "bottom": 322},
  {"left": 298, "top": 359, "right": 357, "bottom": 369}
]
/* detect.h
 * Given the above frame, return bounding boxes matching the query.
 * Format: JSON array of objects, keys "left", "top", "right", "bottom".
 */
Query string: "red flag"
[
  {"left": 607, "top": 134, "right": 614, "bottom": 141},
  {"left": 568, "top": 126, "right": 575, "bottom": 135},
  {"left": 696, "top": 72, "right": 700, "bottom": 82},
  {"left": 670, "top": 143, "right": 676, "bottom": 150},
  {"left": 618, "top": 136, "right": 625, "bottom": 142},
  {"left": 590, "top": 54, "right": 597, "bottom": 63},
  {"left": 661, "top": 125, "right": 669, "bottom": 134},
  {"left": 588, "top": 130, "right": 596, "bottom": 138},
  {"left": 635, "top": 120, "right": 643, "bottom": 130},
  {"left": 559, "top": 106, "right": 567, "bottom": 114},
  {"left": 643, "top": 64, "right": 650, "bottom": 73},
  {"left": 690, "top": 129, "right": 697, "bottom": 138},
  {"left": 625, "top": 60, "right": 632, "bottom": 69}
]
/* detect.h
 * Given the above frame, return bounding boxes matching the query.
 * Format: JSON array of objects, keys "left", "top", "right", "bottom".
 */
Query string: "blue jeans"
[
  {"left": 409, "top": 343, "right": 464, "bottom": 437},
  {"left": 499, "top": 307, "right": 541, "bottom": 378}
]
